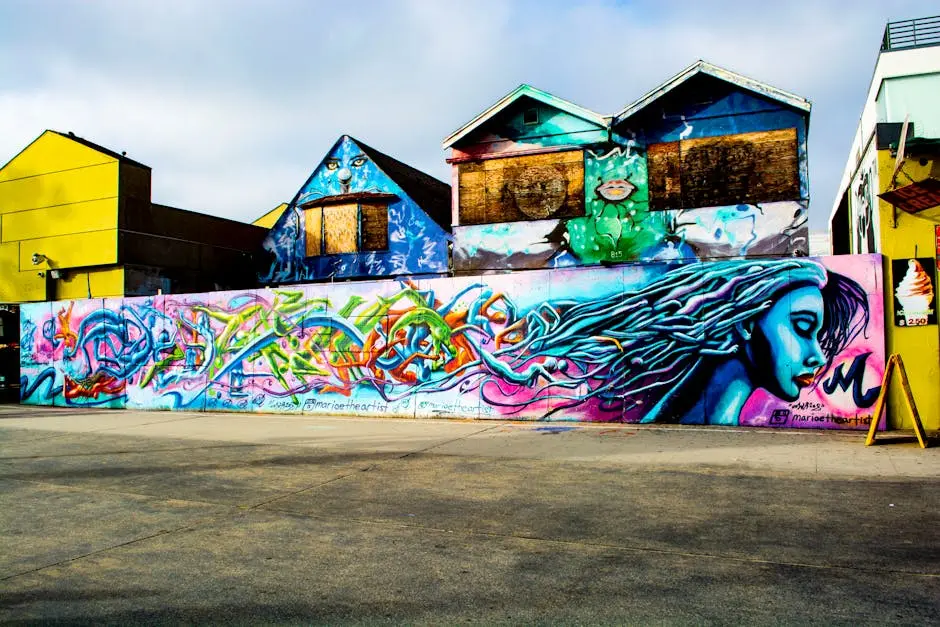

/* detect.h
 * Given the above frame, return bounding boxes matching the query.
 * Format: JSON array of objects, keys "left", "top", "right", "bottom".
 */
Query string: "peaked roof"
[
  {"left": 253, "top": 202, "right": 289, "bottom": 229},
  {"left": 49, "top": 130, "right": 151, "bottom": 169},
  {"left": 612, "top": 60, "right": 811, "bottom": 126},
  {"left": 347, "top": 136, "right": 452, "bottom": 231},
  {"left": 442, "top": 84, "right": 608, "bottom": 149}
]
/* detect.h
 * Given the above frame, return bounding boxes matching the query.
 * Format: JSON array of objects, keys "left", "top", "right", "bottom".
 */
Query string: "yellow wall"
[
  {"left": 54, "top": 267, "right": 125, "bottom": 299},
  {"left": 253, "top": 202, "right": 288, "bottom": 229},
  {"left": 0, "top": 242, "right": 44, "bottom": 302},
  {"left": 0, "top": 131, "right": 123, "bottom": 302},
  {"left": 3, "top": 199, "right": 118, "bottom": 240},
  {"left": 0, "top": 161, "right": 119, "bottom": 214},
  {"left": 0, "top": 132, "right": 116, "bottom": 181},
  {"left": 876, "top": 149, "right": 940, "bottom": 430},
  {"left": 18, "top": 230, "right": 118, "bottom": 270}
]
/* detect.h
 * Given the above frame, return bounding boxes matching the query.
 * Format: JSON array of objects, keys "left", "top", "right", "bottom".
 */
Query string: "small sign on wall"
[
  {"left": 892, "top": 257, "right": 937, "bottom": 327},
  {"left": 935, "top": 225, "right": 940, "bottom": 261}
]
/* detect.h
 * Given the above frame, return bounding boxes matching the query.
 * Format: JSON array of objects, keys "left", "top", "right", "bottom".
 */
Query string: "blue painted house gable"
[
  {"left": 608, "top": 61, "right": 812, "bottom": 261},
  {"left": 261, "top": 136, "right": 451, "bottom": 283},
  {"left": 612, "top": 61, "right": 811, "bottom": 203}
]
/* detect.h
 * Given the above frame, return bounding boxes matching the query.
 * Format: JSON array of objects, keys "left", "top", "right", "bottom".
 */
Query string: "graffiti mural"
[
  {"left": 450, "top": 123, "right": 808, "bottom": 271},
  {"left": 565, "top": 146, "right": 665, "bottom": 263},
  {"left": 453, "top": 198, "right": 808, "bottom": 271},
  {"left": 261, "top": 136, "right": 451, "bottom": 284},
  {"left": 851, "top": 150, "right": 879, "bottom": 254},
  {"left": 21, "top": 255, "right": 885, "bottom": 429},
  {"left": 449, "top": 64, "right": 811, "bottom": 273}
]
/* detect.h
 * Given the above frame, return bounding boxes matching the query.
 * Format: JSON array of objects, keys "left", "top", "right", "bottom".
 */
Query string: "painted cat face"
[
  {"left": 323, "top": 151, "right": 369, "bottom": 193},
  {"left": 296, "top": 138, "right": 384, "bottom": 205}
]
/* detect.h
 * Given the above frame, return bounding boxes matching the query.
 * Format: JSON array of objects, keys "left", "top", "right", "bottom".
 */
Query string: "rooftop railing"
[{"left": 881, "top": 15, "right": 940, "bottom": 52}]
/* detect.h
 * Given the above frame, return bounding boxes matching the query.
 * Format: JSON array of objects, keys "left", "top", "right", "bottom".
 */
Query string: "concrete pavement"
[
  {"left": 1, "top": 405, "right": 938, "bottom": 624},
  {"left": 0, "top": 404, "right": 936, "bottom": 478}
]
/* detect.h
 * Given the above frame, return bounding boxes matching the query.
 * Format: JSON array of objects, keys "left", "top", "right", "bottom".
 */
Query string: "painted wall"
[
  {"left": 875, "top": 149, "right": 940, "bottom": 431},
  {"left": 848, "top": 142, "right": 880, "bottom": 254},
  {"left": 454, "top": 143, "right": 806, "bottom": 271},
  {"left": 876, "top": 72, "right": 940, "bottom": 139},
  {"left": 260, "top": 137, "right": 450, "bottom": 284},
  {"left": 0, "top": 131, "right": 121, "bottom": 302},
  {"left": 21, "top": 255, "right": 885, "bottom": 430},
  {"left": 449, "top": 96, "right": 608, "bottom": 161},
  {"left": 0, "top": 304, "right": 19, "bottom": 402},
  {"left": 452, "top": 82, "right": 809, "bottom": 272}
]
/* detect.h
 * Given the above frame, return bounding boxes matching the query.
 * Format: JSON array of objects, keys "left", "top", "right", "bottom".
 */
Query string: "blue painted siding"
[{"left": 261, "top": 136, "right": 450, "bottom": 284}]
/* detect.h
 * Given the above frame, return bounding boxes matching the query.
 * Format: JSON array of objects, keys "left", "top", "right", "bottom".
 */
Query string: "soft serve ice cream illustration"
[{"left": 895, "top": 259, "right": 935, "bottom": 325}]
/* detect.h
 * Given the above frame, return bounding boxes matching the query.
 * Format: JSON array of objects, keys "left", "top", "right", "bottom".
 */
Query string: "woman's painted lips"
[
  {"left": 596, "top": 179, "right": 637, "bottom": 202},
  {"left": 794, "top": 373, "right": 816, "bottom": 388}
]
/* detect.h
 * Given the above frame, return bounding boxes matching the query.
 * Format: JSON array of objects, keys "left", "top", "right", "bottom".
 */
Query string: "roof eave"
[
  {"left": 612, "top": 60, "right": 811, "bottom": 127},
  {"left": 442, "top": 84, "right": 607, "bottom": 150}
]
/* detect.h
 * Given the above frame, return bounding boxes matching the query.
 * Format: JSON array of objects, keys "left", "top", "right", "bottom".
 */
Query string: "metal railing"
[{"left": 881, "top": 15, "right": 940, "bottom": 51}]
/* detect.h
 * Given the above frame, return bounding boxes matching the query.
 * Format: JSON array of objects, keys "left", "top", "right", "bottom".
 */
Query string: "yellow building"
[
  {"left": 830, "top": 16, "right": 940, "bottom": 430},
  {"left": 253, "top": 202, "right": 289, "bottom": 229},
  {"left": 0, "top": 130, "right": 267, "bottom": 302}
]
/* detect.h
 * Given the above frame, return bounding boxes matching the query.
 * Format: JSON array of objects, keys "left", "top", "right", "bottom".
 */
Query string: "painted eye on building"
[
  {"left": 351, "top": 156, "right": 367, "bottom": 167},
  {"left": 325, "top": 160, "right": 339, "bottom": 170}
]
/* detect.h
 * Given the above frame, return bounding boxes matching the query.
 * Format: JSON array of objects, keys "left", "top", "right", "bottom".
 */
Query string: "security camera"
[{"left": 31, "top": 253, "right": 46, "bottom": 265}]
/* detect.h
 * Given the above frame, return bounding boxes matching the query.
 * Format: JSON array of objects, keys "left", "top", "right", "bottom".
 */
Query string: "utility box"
[{"left": 0, "top": 304, "right": 19, "bottom": 403}]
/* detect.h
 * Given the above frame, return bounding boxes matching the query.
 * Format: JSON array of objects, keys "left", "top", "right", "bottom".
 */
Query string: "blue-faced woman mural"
[
  {"left": 398, "top": 258, "right": 876, "bottom": 426},
  {"left": 21, "top": 257, "right": 882, "bottom": 429}
]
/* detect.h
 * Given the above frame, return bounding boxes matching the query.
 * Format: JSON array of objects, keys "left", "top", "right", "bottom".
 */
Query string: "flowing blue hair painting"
[{"left": 447, "top": 259, "right": 869, "bottom": 419}]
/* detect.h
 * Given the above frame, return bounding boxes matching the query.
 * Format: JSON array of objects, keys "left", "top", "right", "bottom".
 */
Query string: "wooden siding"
[
  {"left": 648, "top": 128, "right": 800, "bottom": 210},
  {"left": 304, "top": 207, "right": 323, "bottom": 256},
  {"left": 457, "top": 150, "right": 584, "bottom": 225},
  {"left": 323, "top": 204, "right": 358, "bottom": 254},
  {"left": 648, "top": 142, "right": 681, "bottom": 210},
  {"left": 360, "top": 203, "right": 388, "bottom": 251}
]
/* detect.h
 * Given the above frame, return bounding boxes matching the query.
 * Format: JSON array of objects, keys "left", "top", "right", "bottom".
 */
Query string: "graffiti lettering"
[
  {"left": 19, "top": 258, "right": 882, "bottom": 429},
  {"left": 822, "top": 353, "right": 880, "bottom": 408}
]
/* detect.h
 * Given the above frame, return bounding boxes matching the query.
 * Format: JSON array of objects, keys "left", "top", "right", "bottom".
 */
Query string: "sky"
[{"left": 1, "top": 0, "right": 937, "bottom": 233}]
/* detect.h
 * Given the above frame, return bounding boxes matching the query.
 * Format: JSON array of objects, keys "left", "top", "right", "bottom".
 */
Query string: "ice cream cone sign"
[{"left": 892, "top": 258, "right": 937, "bottom": 327}]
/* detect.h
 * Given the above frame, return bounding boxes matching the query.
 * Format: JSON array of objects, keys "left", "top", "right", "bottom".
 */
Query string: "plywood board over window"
[
  {"left": 304, "top": 207, "right": 323, "bottom": 257},
  {"left": 360, "top": 203, "right": 388, "bottom": 251},
  {"left": 648, "top": 128, "right": 800, "bottom": 210},
  {"left": 457, "top": 150, "right": 584, "bottom": 225},
  {"left": 323, "top": 204, "right": 359, "bottom": 254},
  {"left": 648, "top": 142, "right": 681, "bottom": 209}
]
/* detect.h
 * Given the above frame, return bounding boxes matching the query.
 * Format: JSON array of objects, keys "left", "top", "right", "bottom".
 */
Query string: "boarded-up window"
[
  {"left": 360, "top": 203, "right": 388, "bottom": 251},
  {"left": 648, "top": 142, "right": 681, "bottom": 209},
  {"left": 304, "top": 207, "right": 323, "bottom": 257},
  {"left": 323, "top": 204, "right": 359, "bottom": 254},
  {"left": 457, "top": 150, "right": 584, "bottom": 225},
  {"left": 648, "top": 128, "right": 800, "bottom": 210},
  {"left": 302, "top": 200, "right": 390, "bottom": 256}
]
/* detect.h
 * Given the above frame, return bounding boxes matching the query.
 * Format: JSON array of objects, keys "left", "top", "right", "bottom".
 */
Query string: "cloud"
[{"left": 1, "top": 0, "right": 937, "bottom": 229}]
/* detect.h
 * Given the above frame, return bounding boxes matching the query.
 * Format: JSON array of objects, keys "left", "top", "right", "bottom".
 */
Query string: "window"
[
  {"left": 303, "top": 201, "right": 389, "bottom": 256},
  {"left": 647, "top": 128, "right": 800, "bottom": 210},
  {"left": 359, "top": 203, "right": 389, "bottom": 251},
  {"left": 323, "top": 204, "right": 359, "bottom": 254},
  {"left": 304, "top": 207, "right": 323, "bottom": 257},
  {"left": 457, "top": 150, "right": 585, "bottom": 225},
  {"left": 523, "top": 107, "right": 540, "bottom": 126}
]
